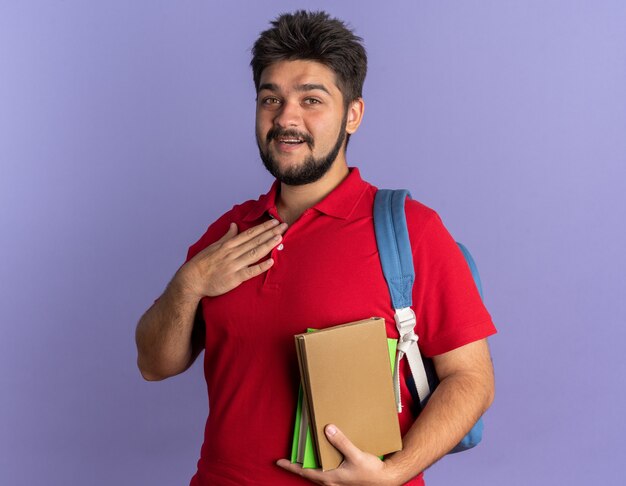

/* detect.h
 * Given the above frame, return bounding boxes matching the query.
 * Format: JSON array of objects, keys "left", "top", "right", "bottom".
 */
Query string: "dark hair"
[{"left": 251, "top": 10, "right": 367, "bottom": 106}]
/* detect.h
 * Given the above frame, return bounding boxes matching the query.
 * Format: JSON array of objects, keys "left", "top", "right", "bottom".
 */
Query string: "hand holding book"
[{"left": 278, "top": 421, "right": 400, "bottom": 484}]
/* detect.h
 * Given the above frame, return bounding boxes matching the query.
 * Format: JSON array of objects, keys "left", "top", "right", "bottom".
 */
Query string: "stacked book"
[{"left": 290, "top": 318, "right": 402, "bottom": 471}]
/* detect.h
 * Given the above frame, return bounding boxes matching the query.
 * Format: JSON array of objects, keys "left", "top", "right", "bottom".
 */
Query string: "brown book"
[{"left": 294, "top": 318, "right": 402, "bottom": 471}]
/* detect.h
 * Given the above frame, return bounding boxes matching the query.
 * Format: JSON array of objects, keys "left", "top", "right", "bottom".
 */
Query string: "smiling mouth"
[
  {"left": 267, "top": 128, "right": 313, "bottom": 148},
  {"left": 278, "top": 136, "right": 305, "bottom": 145}
]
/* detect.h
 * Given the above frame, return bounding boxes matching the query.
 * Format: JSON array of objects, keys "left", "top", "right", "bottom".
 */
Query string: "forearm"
[
  {"left": 386, "top": 369, "right": 494, "bottom": 483},
  {"left": 135, "top": 273, "right": 201, "bottom": 381}
]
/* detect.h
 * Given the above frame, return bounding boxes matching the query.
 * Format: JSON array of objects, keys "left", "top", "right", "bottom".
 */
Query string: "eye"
[
  {"left": 262, "top": 97, "right": 281, "bottom": 106},
  {"left": 304, "top": 98, "right": 321, "bottom": 105}
]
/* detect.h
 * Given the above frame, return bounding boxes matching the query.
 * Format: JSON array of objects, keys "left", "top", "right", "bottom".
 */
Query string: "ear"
[{"left": 346, "top": 98, "right": 365, "bottom": 135}]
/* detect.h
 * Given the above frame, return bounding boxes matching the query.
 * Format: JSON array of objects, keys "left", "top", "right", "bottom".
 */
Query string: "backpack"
[{"left": 373, "top": 189, "right": 485, "bottom": 453}]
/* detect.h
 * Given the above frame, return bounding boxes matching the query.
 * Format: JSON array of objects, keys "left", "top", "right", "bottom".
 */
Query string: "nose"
[{"left": 273, "top": 99, "right": 301, "bottom": 128}]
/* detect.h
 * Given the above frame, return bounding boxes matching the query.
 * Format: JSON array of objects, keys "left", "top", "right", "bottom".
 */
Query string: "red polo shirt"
[{"left": 187, "top": 168, "right": 496, "bottom": 486}]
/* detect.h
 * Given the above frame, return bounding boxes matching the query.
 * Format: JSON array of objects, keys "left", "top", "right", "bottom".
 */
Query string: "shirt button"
[{"left": 277, "top": 243, "right": 284, "bottom": 251}]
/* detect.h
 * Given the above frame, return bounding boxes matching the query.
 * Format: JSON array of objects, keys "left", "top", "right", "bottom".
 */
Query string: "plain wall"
[{"left": 1, "top": 1, "right": 625, "bottom": 485}]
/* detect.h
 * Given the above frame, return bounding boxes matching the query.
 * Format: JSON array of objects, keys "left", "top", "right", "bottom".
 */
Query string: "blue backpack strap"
[
  {"left": 374, "top": 189, "right": 430, "bottom": 411},
  {"left": 374, "top": 188, "right": 485, "bottom": 453},
  {"left": 373, "top": 189, "right": 415, "bottom": 309}
]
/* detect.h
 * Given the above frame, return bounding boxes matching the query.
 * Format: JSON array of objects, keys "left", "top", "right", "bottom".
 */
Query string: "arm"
[
  {"left": 135, "top": 219, "right": 288, "bottom": 381},
  {"left": 135, "top": 278, "right": 206, "bottom": 381},
  {"left": 385, "top": 338, "right": 495, "bottom": 482},
  {"left": 277, "top": 338, "right": 495, "bottom": 485}
]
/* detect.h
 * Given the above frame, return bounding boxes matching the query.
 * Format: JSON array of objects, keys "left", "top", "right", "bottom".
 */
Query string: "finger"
[
  {"left": 275, "top": 459, "right": 302, "bottom": 474},
  {"left": 216, "top": 222, "right": 238, "bottom": 243},
  {"left": 276, "top": 459, "right": 326, "bottom": 483},
  {"left": 230, "top": 222, "right": 287, "bottom": 260},
  {"left": 325, "top": 424, "right": 362, "bottom": 463},
  {"left": 237, "top": 258, "right": 275, "bottom": 282},
  {"left": 233, "top": 230, "right": 285, "bottom": 266},
  {"left": 193, "top": 223, "right": 239, "bottom": 260},
  {"left": 227, "top": 219, "right": 283, "bottom": 247}
]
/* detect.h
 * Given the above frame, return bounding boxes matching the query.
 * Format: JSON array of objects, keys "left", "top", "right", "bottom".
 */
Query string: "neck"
[{"left": 276, "top": 160, "right": 349, "bottom": 225}]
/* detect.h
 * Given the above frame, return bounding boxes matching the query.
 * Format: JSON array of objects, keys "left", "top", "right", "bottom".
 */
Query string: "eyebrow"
[{"left": 258, "top": 83, "right": 331, "bottom": 95}]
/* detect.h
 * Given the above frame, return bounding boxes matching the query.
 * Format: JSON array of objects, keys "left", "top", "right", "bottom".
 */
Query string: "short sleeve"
[{"left": 406, "top": 202, "right": 497, "bottom": 357}]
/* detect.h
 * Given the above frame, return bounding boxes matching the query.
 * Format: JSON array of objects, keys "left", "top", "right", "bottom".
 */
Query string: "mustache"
[{"left": 266, "top": 128, "right": 314, "bottom": 147}]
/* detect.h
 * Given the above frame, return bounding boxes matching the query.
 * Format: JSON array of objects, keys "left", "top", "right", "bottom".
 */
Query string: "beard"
[{"left": 257, "top": 112, "right": 348, "bottom": 186}]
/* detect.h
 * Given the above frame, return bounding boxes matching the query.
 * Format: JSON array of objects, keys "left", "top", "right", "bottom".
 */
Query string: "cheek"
[
  {"left": 309, "top": 116, "right": 341, "bottom": 144},
  {"left": 257, "top": 108, "right": 277, "bottom": 127},
  {"left": 255, "top": 118, "right": 268, "bottom": 142}
]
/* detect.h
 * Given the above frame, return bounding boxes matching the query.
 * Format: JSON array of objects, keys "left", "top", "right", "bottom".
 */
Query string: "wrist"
[
  {"left": 383, "top": 452, "right": 416, "bottom": 486},
  {"left": 168, "top": 266, "right": 203, "bottom": 304}
]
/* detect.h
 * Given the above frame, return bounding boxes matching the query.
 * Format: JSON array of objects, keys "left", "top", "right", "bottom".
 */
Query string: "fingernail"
[
  {"left": 326, "top": 424, "right": 337, "bottom": 436},
  {"left": 270, "top": 219, "right": 279, "bottom": 225}
]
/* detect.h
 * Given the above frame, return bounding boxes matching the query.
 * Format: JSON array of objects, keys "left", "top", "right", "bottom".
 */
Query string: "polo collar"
[
  {"left": 241, "top": 181, "right": 279, "bottom": 222},
  {"left": 313, "top": 167, "right": 368, "bottom": 219},
  {"left": 242, "top": 167, "right": 369, "bottom": 222}
]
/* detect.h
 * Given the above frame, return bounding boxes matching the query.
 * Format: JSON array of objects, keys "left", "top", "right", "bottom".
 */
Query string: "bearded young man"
[{"left": 135, "top": 10, "right": 496, "bottom": 486}]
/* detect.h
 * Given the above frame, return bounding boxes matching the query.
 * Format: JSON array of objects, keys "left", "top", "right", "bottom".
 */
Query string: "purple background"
[{"left": 1, "top": 1, "right": 625, "bottom": 485}]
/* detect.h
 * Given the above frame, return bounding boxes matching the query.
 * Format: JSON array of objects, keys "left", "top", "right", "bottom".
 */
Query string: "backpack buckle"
[{"left": 394, "top": 307, "right": 416, "bottom": 337}]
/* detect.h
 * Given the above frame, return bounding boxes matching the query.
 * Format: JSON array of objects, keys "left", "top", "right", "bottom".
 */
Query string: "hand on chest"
[{"left": 202, "top": 216, "right": 397, "bottom": 339}]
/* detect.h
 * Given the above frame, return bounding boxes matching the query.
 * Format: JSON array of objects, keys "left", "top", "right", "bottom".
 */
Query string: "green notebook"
[{"left": 290, "top": 330, "right": 398, "bottom": 468}]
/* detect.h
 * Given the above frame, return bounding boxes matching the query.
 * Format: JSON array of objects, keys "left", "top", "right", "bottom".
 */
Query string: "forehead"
[{"left": 258, "top": 59, "right": 341, "bottom": 94}]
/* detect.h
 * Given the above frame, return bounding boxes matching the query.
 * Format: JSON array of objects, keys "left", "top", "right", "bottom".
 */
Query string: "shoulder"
[
  {"left": 403, "top": 198, "right": 447, "bottom": 247},
  {"left": 404, "top": 197, "right": 439, "bottom": 224},
  {"left": 368, "top": 186, "right": 447, "bottom": 248}
]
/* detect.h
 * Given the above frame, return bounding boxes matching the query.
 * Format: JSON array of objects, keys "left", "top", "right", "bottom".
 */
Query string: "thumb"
[{"left": 325, "top": 424, "right": 361, "bottom": 462}]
